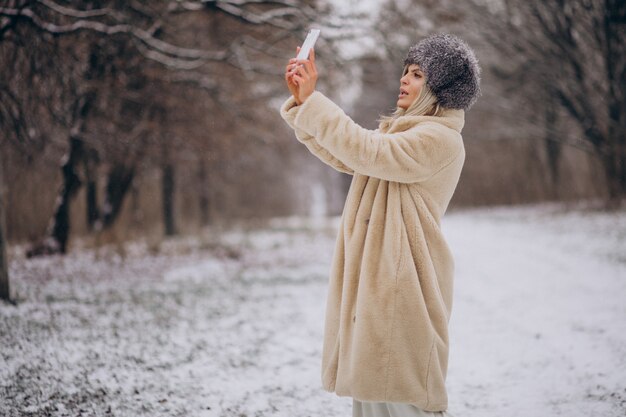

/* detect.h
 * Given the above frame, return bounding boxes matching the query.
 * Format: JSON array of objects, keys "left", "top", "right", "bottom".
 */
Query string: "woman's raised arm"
[{"left": 293, "top": 91, "right": 464, "bottom": 183}]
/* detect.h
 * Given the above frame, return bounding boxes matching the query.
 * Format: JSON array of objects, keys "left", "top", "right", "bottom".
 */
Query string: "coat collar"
[{"left": 384, "top": 108, "right": 465, "bottom": 134}]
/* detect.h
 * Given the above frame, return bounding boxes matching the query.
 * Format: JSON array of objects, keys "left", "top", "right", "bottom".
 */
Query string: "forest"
[{"left": 1, "top": 0, "right": 624, "bottom": 260}]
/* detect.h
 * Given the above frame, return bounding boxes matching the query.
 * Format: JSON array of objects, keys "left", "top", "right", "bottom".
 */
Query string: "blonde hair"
[{"left": 378, "top": 66, "right": 444, "bottom": 132}]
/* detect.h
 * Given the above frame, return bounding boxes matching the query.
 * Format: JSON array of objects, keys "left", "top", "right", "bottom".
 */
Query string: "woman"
[{"left": 280, "top": 33, "right": 481, "bottom": 417}]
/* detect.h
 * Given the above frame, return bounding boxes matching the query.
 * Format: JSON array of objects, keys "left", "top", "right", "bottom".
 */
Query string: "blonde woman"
[{"left": 281, "top": 33, "right": 481, "bottom": 417}]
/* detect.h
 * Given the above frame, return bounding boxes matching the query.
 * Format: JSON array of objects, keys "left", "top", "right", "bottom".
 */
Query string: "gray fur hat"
[{"left": 404, "top": 33, "right": 481, "bottom": 110}]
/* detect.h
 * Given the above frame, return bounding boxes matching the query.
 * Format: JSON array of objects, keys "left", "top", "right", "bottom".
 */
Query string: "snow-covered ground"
[{"left": 1, "top": 201, "right": 625, "bottom": 417}]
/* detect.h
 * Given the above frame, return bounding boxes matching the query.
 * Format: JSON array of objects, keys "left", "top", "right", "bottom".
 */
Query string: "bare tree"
[
  {"left": 0, "top": 157, "right": 10, "bottom": 303},
  {"left": 440, "top": 0, "right": 626, "bottom": 207},
  {"left": 1, "top": 0, "right": 327, "bottom": 256}
]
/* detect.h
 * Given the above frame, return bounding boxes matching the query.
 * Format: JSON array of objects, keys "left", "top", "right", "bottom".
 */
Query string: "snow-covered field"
[{"left": 1, "top": 201, "right": 625, "bottom": 417}]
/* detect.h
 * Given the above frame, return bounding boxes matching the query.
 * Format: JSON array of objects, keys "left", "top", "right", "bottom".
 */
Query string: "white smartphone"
[{"left": 296, "top": 28, "right": 321, "bottom": 60}]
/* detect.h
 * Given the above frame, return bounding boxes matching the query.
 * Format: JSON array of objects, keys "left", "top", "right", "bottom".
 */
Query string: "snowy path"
[
  {"left": 1, "top": 202, "right": 625, "bottom": 417},
  {"left": 443, "top": 204, "right": 626, "bottom": 417}
]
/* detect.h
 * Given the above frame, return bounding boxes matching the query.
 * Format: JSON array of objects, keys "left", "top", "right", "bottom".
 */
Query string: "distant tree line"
[{"left": 448, "top": 0, "right": 624, "bottom": 205}]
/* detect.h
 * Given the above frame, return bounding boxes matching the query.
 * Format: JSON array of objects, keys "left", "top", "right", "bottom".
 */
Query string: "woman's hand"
[
  {"left": 285, "top": 49, "right": 301, "bottom": 105},
  {"left": 285, "top": 47, "right": 318, "bottom": 105}
]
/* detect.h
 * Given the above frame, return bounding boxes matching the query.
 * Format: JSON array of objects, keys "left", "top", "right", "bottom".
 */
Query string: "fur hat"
[{"left": 404, "top": 33, "right": 481, "bottom": 110}]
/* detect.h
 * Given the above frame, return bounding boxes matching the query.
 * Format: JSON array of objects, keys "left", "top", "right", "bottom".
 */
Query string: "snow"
[
  {"left": 319, "top": 0, "right": 385, "bottom": 61},
  {"left": 309, "top": 182, "right": 329, "bottom": 218},
  {"left": 1, "top": 201, "right": 625, "bottom": 417},
  {"left": 443, "top": 202, "right": 626, "bottom": 416},
  {"left": 325, "top": 0, "right": 383, "bottom": 17}
]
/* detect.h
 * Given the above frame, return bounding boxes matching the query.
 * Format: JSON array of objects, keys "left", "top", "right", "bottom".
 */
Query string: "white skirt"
[{"left": 352, "top": 399, "right": 454, "bottom": 417}]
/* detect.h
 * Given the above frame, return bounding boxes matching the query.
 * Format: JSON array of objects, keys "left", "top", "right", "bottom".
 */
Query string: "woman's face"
[{"left": 397, "top": 64, "right": 425, "bottom": 110}]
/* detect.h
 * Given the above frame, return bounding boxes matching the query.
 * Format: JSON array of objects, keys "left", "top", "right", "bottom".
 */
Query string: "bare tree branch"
[
  {"left": 0, "top": 6, "right": 227, "bottom": 61},
  {"left": 38, "top": 0, "right": 125, "bottom": 21}
]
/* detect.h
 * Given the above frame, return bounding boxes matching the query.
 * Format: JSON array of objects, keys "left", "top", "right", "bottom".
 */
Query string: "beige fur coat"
[{"left": 280, "top": 91, "right": 466, "bottom": 412}]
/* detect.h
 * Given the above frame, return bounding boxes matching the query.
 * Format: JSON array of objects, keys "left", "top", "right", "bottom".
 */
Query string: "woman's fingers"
[
  {"left": 285, "top": 46, "right": 316, "bottom": 103},
  {"left": 284, "top": 46, "right": 310, "bottom": 101},
  {"left": 286, "top": 62, "right": 298, "bottom": 75},
  {"left": 294, "top": 64, "right": 310, "bottom": 80},
  {"left": 296, "top": 60, "right": 316, "bottom": 81},
  {"left": 305, "top": 59, "right": 316, "bottom": 77},
  {"left": 295, "top": 58, "right": 311, "bottom": 73},
  {"left": 294, "top": 55, "right": 316, "bottom": 77},
  {"left": 285, "top": 69, "right": 294, "bottom": 85}
]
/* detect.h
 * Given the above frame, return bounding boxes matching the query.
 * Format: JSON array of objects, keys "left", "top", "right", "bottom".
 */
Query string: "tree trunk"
[
  {"left": 101, "top": 163, "right": 135, "bottom": 228},
  {"left": 544, "top": 104, "right": 561, "bottom": 199},
  {"left": 197, "top": 158, "right": 210, "bottom": 226},
  {"left": 48, "top": 136, "right": 84, "bottom": 254},
  {"left": 84, "top": 147, "right": 100, "bottom": 230},
  {"left": 602, "top": 0, "right": 625, "bottom": 208},
  {"left": 621, "top": 152, "right": 626, "bottom": 198},
  {"left": 0, "top": 159, "right": 10, "bottom": 303},
  {"left": 31, "top": 89, "right": 95, "bottom": 257},
  {"left": 92, "top": 163, "right": 135, "bottom": 258},
  {"left": 162, "top": 162, "right": 176, "bottom": 236},
  {"left": 601, "top": 149, "right": 625, "bottom": 210}
]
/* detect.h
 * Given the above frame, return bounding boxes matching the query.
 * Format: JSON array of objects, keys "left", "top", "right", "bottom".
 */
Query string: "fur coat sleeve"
[
  {"left": 290, "top": 91, "right": 463, "bottom": 183},
  {"left": 280, "top": 95, "right": 355, "bottom": 175}
]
